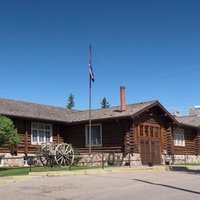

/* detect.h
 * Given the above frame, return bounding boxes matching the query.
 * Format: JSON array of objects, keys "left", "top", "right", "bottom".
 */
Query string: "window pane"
[
  {"left": 140, "top": 125, "right": 143, "bottom": 136},
  {"left": 150, "top": 126, "right": 154, "bottom": 137},
  {"left": 173, "top": 129, "right": 185, "bottom": 146},
  {"left": 31, "top": 123, "right": 52, "bottom": 144},
  {"left": 45, "top": 131, "right": 50, "bottom": 142},
  {"left": 86, "top": 124, "right": 101, "bottom": 146},
  {"left": 32, "top": 124, "right": 38, "bottom": 129},
  {"left": 155, "top": 127, "right": 159, "bottom": 137},
  {"left": 92, "top": 126, "right": 101, "bottom": 145},
  {"left": 39, "top": 131, "right": 45, "bottom": 143},
  {"left": 145, "top": 126, "right": 148, "bottom": 137},
  {"left": 45, "top": 126, "right": 50, "bottom": 130},
  {"left": 39, "top": 125, "right": 44, "bottom": 130},
  {"left": 32, "top": 131, "right": 38, "bottom": 143}
]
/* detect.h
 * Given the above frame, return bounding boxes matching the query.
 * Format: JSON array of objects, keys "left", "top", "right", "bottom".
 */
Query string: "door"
[
  {"left": 139, "top": 124, "right": 161, "bottom": 165},
  {"left": 151, "top": 141, "right": 161, "bottom": 164},
  {"left": 140, "top": 140, "right": 150, "bottom": 165}
]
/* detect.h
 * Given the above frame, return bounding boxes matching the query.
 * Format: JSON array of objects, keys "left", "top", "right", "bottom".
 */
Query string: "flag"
[
  {"left": 89, "top": 59, "right": 95, "bottom": 82},
  {"left": 89, "top": 45, "right": 95, "bottom": 82}
]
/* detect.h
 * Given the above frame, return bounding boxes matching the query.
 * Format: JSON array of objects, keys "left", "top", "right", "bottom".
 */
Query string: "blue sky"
[{"left": 0, "top": 0, "right": 200, "bottom": 115}]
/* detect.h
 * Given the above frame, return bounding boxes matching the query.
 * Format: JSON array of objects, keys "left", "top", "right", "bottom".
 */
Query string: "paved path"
[{"left": 0, "top": 170, "right": 200, "bottom": 200}]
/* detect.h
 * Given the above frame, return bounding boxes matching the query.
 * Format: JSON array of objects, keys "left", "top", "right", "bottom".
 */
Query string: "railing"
[
  {"left": 2, "top": 153, "right": 198, "bottom": 173},
  {"left": 0, "top": 152, "right": 141, "bottom": 172},
  {"left": 165, "top": 154, "right": 200, "bottom": 165}
]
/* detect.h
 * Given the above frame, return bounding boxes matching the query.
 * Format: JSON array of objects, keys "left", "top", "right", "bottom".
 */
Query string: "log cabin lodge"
[{"left": 0, "top": 86, "right": 200, "bottom": 166}]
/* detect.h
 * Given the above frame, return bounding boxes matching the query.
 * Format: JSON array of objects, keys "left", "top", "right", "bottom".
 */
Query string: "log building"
[{"left": 0, "top": 87, "right": 200, "bottom": 166}]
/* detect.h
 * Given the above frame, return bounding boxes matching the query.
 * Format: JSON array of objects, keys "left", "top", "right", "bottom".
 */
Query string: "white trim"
[
  {"left": 173, "top": 129, "right": 185, "bottom": 147},
  {"left": 85, "top": 123, "right": 102, "bottom": 147},
  {"left": 31, "top": 122, "right": 53, "bottom": 145},
  {"left": 0, "top": 156, "right": 4, "bottom": 166}
]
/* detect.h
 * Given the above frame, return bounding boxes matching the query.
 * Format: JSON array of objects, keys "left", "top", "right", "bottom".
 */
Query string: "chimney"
[{"left": 120, "top": 86, "right": 126, "bottom": 111}]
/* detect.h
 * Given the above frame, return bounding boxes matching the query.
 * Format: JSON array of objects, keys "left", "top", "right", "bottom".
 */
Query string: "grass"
[
  {"left": 172, "top": 163, "right": 200, "bottom": 166},
  {"left": 0, "top": 165, "right": 102, "bottom": 177}
]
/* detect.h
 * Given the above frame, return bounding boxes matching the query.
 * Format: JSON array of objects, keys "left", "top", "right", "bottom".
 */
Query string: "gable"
[{"left": 131, "top": 101, "right": 178, "bottom": 127}]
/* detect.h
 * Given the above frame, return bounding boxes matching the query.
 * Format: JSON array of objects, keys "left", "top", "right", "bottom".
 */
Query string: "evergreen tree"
[
  {"left": 0, "top": 115, "right": 20, "bottom": 147},
  {"left": 101, "top": 97, "right": 110, "bottom": 109},
  {"left": 67, "top": 93, "right": 75, "bottom": 109}
]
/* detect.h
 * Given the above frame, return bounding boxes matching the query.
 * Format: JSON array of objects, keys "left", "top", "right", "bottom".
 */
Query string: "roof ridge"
[
  {"left": 176, "top": 115, "right": 200, "bottom": 118},
  {"left": 78, "top": 100, "right": 158, "bottom": 112}
]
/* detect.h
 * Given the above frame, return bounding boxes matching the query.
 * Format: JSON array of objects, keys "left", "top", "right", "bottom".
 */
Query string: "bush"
[{"left": 0, "top": 115, "right": 21, "bottom": 147}]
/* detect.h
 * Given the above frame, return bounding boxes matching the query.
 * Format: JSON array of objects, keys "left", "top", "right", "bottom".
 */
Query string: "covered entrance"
[{"left": 139, "top": 124, "right": 161, "bottom": 165}]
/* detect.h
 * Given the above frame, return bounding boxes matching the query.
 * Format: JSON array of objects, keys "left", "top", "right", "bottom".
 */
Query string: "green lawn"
[
  {"left": 172, "top": 163, "right": 200, "bottom": 166},
  {"left": 0, "top": 165, "right": 102, "bottom": 177}
]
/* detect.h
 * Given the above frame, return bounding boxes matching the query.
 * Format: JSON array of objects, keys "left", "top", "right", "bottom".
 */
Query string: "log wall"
[{"left": 0, "top": 118, "right": 65, "bottom": 155}]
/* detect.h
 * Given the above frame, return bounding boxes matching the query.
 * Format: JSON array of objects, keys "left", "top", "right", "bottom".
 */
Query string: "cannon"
[{"left": 39, "top": 143, "right": 75, "bottom": 167}]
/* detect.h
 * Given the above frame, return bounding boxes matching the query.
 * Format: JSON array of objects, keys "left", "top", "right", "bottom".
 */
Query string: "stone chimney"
[{"left": 120, "top": 86, "right": 126, "bottom": 111}]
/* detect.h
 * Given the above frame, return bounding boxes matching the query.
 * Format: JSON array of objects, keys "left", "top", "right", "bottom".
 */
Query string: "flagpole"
[
  {"left": 89, "top": 76, "right": 92, "bottom": 154},
  {"left": 89, "top": 45, "right": 92, "bottom": 154}
]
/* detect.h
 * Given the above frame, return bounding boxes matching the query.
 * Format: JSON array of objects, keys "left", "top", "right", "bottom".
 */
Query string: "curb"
[
  {"left": 0, "top": 176, "right": 32, "bottom": 185},
  {"left": 29, "top": 166, "right": 168, "bottom": 177}
]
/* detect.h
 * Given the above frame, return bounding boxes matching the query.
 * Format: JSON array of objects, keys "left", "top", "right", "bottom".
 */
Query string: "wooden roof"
[
  {"left": 0, "top": 98, "right": 177, "bottom": 124},
  {"left": 66, "top": 100, "right": 158, "bottom": 123},
  {"left": 0, "top": 98, "right": 74, "bottom": 122},
  {"left": 176, "top": 116, "right": 200, "bottom": 128},
  {"left": 66, "top": 100, "right": 178, "bottom": 124}
]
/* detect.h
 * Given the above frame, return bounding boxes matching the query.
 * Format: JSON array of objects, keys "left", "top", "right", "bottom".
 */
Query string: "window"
[
  {"left": 139, "top": 124, "right": 160, "bottom": 138},
  {"left": 85, "top": 124, "right": 102, "bottom": 146},
  {"left": 145, "top": 126, "right": 149, "bottom": 137},
  {"left": 31, "top": 123, "right": 52, "bottom": 145},
  {"left": 140, "top": 125, "right": 144, "bottom": 136},
  {"left": 173, "top": 129, "right": 185, "bottom": 146},
  {"left": 0, "top": 156, "right": 4, "bottom": 166},
  {"left": 154, "top": 127, "right": 159, "bottom": 138}
]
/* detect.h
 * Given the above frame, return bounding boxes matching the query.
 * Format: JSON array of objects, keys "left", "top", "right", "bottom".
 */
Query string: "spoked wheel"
[
  {"left": 40, "top": 143, "right": 56, "bottom": 166},
  {"left": 55, "top": 143, "right": 75, "bottom": 166},
  {"left": 40, "top": 154, "right": 55, "bottom": 166}
]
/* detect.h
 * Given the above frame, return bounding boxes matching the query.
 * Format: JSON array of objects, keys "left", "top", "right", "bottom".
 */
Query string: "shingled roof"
[
  {"left": 176, "top": 115, "right": 200, "bottom": 128},
  {"left": 65, "top": 100, "right": 158, "bottom": 123},
  {"left": 0, "top": 98, "right": 161, "bottom": 123},
  {"left": 0, "top": 98, "right": 74, "bottom": 122}
]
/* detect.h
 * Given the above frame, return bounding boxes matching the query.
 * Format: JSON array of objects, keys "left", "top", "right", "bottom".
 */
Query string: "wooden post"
[
  {"left": 56, "top": 125, "right": 60, "bottom": 143},
  {"left": 25, "top": 121, "right": 28, "bottom": 155},
  {"left": 129, "top": 153, "right": 131, "bottom": 168},
  {"left": 198, "top": 127, "right": 200, "bottom": 155},
  {"left": 102, "top": 153, "right": 104, "bottom": 169}
]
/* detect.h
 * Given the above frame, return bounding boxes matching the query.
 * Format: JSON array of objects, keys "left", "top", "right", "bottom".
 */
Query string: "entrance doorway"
[
  {"left": 140, "top": 140, "right": 160, "bottom": 165},
  {"left": 139, "top": 124, "right": 161, "bottom": 165}
]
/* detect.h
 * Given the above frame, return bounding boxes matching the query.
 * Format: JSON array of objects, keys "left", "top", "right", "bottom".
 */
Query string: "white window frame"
[
  {"left": 85, "top": 123, "right": 102, "bottom": 147},
  {"left": 31, "top": 122, "right": 53, "bottom": 145},
  {"left": 173, "top": 129, "right": 185, "bottom": 147},
  {"left": 0, "top": 156, "right": 4, "bottom": 166}
]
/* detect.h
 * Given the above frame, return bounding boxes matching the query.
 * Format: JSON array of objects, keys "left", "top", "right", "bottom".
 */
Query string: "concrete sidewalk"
[
  {"left": 0, "top": 166, "right": 167, "bottom": 185},
  {"left": 29, "top": 165, "right": 168, "bottom": 177}
]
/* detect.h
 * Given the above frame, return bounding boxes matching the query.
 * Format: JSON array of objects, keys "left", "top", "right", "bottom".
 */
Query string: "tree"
[
  {"left": 101, "top": 97, "right": 110, "bottom": 109},
  {"left": 67, "top": 93, "right": 75, "bottom": 109},
  {"left": 0, "top": 115, "right": 20, "bottom": 147}
]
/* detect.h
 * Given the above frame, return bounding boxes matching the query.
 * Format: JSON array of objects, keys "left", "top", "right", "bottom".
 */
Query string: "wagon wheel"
[
  {"left": 55, "top": 143, "right": 75, "bottom": 166},
  {"left": 40, "top": 143, "right": 56, "bottom": 167},
  {"left": 40, "top": 153, "right": 55, "bottom": 167}
]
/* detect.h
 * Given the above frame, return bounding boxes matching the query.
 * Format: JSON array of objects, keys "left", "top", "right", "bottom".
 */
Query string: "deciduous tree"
[{"left": 0, "top": 115, "right": 20, "bottom": 147}]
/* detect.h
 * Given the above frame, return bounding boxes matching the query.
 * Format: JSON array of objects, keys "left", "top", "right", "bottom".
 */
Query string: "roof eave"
[
  {"left": 1, "top": 113, "right": 68, "bottom": 124},
  {"left": 131, "top": 101, "right": 179, "bottom": 125},
  {"left": 178, "top": 122, "right": 199, "bottom": 129}
]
